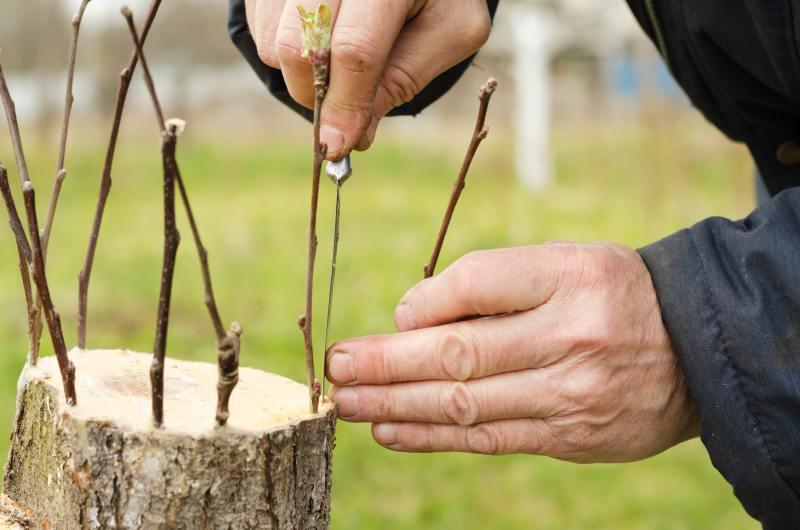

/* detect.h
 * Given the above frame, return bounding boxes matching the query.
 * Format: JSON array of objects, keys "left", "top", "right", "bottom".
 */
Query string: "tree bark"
[{"left": 2, "top": 349, "right": 337, "bottom": 529}]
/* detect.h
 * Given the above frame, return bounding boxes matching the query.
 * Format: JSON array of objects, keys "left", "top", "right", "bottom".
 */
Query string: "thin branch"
[
  {"left": 298, "top": 86, "right": 327, "bottom": 415},
  {"left": 77, "top": 0, "right": 163, "bottom": 349},
  {"left": 123, "top": 5, "right": 242, "bottom": 427},
  {"left": 21, "top": 182, "right": 77, "bottom": 405},
  {"left": 150, "top": 131, "right": 180, "bottom": 428},
  {"left": 24, "top": 0, "right": 94, "bottom": 368},
  {"left": 0, "top": 64, "right": 77, "bottom": 402},
  {"left": 43, "top": 0, "right": 92, "bottom": 253},
  {"left": 297, "top": 4, "right": 332, "bottom": 414},
  {"left": 0, "top": 165, "right": 38, "bottom": 365},
  {"left": 122, "top": 6, "right": 165, "bottom": 134},
  {"left": 423, "top": 77, "right": 497, "bottom": 279},
  {"left": 120, "top": 7, "right": 179, "bottom": 427}
]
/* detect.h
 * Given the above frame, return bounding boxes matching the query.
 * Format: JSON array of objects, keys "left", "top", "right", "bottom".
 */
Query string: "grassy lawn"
[{"left": 0, "top": 117, "right": 758, "bottom": 529}]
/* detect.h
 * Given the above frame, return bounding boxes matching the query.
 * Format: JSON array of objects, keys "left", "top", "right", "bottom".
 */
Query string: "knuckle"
[
  {"left": 380, "top": 63, "right": 421, "bottom": 108},
  {"left": 275, "top": 30, "right": 305, "bottom": 68},
  {"left": 459, "top": 12, "right": 491, "bottom": 51},
  {"left": 440, "top": 382, "right": 479, "bottom": 426},
  {"left": 332, "top": 28, "right": 382, "bottom": 74},
  {"left": 437, "top": 328, "right": 479, "bottom": 381},
  {"left": 466, "top": 424, "right": 502, "bottom": 455},
  {"left": 254, "top": 35, "right": 279, "bottom": 67},
  {"left": 449, "top": 251, "right": 481, "bottom": 305}
]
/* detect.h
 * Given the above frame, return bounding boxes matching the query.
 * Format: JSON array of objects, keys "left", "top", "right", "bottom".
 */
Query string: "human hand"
[
  {"left": 327, "top": 243, "right": 699, "bottom": 462},
  {"left": 244, "top": 0, "right": 492, "bottom": 159}
]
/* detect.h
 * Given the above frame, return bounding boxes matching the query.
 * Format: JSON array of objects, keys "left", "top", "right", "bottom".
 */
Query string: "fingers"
[
  {"left": 251, "top": 0, "right": 288, "bottom": 68},
  {"left": 327, "top": 310, "right": 567, "bottom": 385},
  {"left": 330, "top": 368, "right": 560, "bottom": 425},
  {"left": 274, "top": 0, "right": 343, "bottom": 108},
  {"left": 396, "top": 246, "right": 569, "bottom": 332},
  {"left": 318, "top": 0, "right": 411, "bottom": 159},
  {"left": 355, "top": 0, "right": 491, "bottom": 151},
  {"left": 371, "top": 419, "right": 554, "bottom": 455}
]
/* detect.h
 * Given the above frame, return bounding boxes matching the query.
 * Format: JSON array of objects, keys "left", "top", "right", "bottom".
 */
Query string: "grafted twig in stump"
[
  {"left": 22, "top": 182, "right": 77, "bottom": 405},
  {"left": 123, "top": 6, "right": 242, "bottom": 426},
  {"left": 298, "top": 3, "right": 332, "bottom": 414},
  {"left": 122, "top": 7, "right": 178, "bottom": 427},
  {"left": 423, "top": 77, "right": 497, "bottom": 278},
  {"left": 77, "top": 0, "right": 163, "bottom": 349},
  {"left": 0, "top": 66, "right": 77, "bottom": 404},
  {"left": 151, "top": 130, "right": 180, "bottom": 428}
]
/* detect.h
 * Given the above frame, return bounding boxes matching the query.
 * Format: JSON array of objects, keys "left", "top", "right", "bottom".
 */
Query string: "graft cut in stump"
[{"left": 1, "top": 349, "right": 337, "bottom": 529}]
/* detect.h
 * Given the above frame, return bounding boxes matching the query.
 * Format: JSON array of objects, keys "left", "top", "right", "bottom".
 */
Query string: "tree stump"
[{"left": 1, "top": 349, "right": 337, "bottom": 529}]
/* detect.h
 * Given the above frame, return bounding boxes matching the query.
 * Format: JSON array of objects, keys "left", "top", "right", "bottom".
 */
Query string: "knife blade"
[{"left": 323, "top": 155, "right": 352, "bottom": 397}]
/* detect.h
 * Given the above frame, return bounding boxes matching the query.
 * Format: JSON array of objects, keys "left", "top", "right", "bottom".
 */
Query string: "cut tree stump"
[{"left": 1, "top": 349, "right": 337, "bottom": 530}]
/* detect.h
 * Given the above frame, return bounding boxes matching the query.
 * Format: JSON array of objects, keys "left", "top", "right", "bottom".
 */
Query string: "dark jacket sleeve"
[
  {"left": 639, "top": 189, "right": 800, "bottom": 528},
  {"left": 623, "top": 0, "right": 800, "bottom": 526},
  {"left": 227, "top": 0, "right": 500, "bottom": 122}
]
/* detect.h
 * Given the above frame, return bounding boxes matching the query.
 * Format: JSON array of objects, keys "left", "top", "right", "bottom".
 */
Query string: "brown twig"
[
  {"left": 123, "top": 6, "right": 242, "bottom": 426},
  {"left": 122, "top": 7, "right": 178, "bottom": 427},
  {"left": 150, "top": 130, "right": 180, "bottom": 428},
  {"left": 0, "top": 166, "right": 38, "bottom": 364},
  {"left": 22, "top": 182, "right": 77, "bottom": 405},
  {"left": 77, "top": 0, "right": 163, "bottom": 349},
  {"left": 298, "top": 80, "right": 328, "bottom": 414},
  {"left": 0, "top": 66, "right": 76, "bottom": 403},
  {"left": 22, "top": 0, "right": 94, "bottom": 366},
  {"left": 297, "top": 5, "right": 332, "bottom": 414},
  {"left": 423, "top": 77, "right": 497, "bottom": 279},
  {"left": 43, "top": 0, "right": 92, "bottom": 252}
]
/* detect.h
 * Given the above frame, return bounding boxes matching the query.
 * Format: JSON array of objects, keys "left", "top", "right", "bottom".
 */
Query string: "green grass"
[{"left": 0, "top": 118, "right": 758, "bottom": 529}]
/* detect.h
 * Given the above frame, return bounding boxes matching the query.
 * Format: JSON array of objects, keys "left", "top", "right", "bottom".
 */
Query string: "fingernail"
[
  {"left": 328, "top": 353, "right": 356, "bottom": 385},
  {"left": 332, "top": 387, "right": 359, "bottom": 418},
  {"left": 320, "top": 124, "right": 345, "bottom": 158},
  {"left": 373, "top": 423, "right": 398, "bottom": 446},
  {"left": 394, "top": 303, "right": 417, "bottom": 330}
]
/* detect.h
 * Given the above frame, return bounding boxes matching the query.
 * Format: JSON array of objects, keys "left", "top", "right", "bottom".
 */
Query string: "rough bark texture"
[{"left": 2, "top": 350, "right": 336, "bottom": 530}]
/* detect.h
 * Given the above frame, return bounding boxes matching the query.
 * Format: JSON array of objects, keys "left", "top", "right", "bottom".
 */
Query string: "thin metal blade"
[{"left": 323, "top": 157, "right": 350, "bottom": 398}]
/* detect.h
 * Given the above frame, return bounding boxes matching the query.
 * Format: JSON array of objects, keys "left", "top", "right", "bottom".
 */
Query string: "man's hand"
[
  {"left": 244, "top": 0, "right": 491, "bottom": 159},
  {"left": 327, "top": 243, "right": 699, "bottom": 463}
]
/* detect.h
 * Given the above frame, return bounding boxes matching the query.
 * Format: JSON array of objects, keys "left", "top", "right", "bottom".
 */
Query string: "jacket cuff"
[{"left": 639, "top": 229, "right": 800, "bottom": 529}]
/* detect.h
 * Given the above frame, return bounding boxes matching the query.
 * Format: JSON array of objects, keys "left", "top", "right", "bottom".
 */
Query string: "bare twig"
[
  {"left": 424, "top": 77, "right": 497, "bottom": 279},
  {"left": 297, "top": 4, "right": 332, "bottom": 414},
  {"left": 0, "top": 67, "right": 76, "bottom": 403},
  {"left": 23, "top": 0, "right": 94, "bottom": 367},
  {"left": 22, "top": 182, "right": 77, "bottom": 405},
  {"left": 122, "top": 7, "right": 178, "bottom": 427},
  {"left": 43, "top": 0, "right": 92, "bottom": 253},
  {"left": 150, "top": 130, "right": 180, "bottom": 428},
  {"left": 0, "top": 166, "right": 38, "bottom": 364},
  {"left": 77, "top": 0, "right": 163, "bottom": 349},
  {"left": 124, "top": 6, "right": 242, "bottom": 426}
]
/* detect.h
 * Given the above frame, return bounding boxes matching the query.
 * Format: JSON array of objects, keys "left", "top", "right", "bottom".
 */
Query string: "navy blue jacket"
[{"left": 229, "top": 1, "right": 800, "bottom": 527}]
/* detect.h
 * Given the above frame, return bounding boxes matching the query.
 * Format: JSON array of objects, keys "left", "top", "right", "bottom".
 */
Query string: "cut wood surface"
[{"left": 2, "top": 349, "right": 337, "bottom": 529}]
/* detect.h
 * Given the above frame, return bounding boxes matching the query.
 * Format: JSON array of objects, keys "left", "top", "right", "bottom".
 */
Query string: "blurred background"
[{"left": 0, "top": 0, "right": 758, "bottom": 528}]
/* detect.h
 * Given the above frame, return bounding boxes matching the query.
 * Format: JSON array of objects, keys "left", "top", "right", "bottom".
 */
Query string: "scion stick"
[
  {"left": 0, "top": 64, "right": 77, "bottom": 404},
  {"left": 297, "top": 4, "right": 332, "bottom": 414},
  {"left": 121, "top": 6, "right": 180, "bottom": 427},
  {"left": 423, "top": 77, "right": 497, "bottom": 278},
  {"left": 123, "top": 5, "right": 243, "bottom": 426},
  {"left": 78, "top": 0, "right": 163, "bottom": 349},
  {"left": 19, "top": 0, "right": 94, "bottom": 366}
]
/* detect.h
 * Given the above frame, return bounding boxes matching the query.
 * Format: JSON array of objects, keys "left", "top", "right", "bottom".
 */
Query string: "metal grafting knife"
[{"left": 322, "top": 155, "right": 352, "bottom": 397}]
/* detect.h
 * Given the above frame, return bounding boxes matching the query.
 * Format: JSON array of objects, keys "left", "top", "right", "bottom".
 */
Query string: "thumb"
[{"left": 395, "top": 246, "right": 567, "bottom": 332}]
